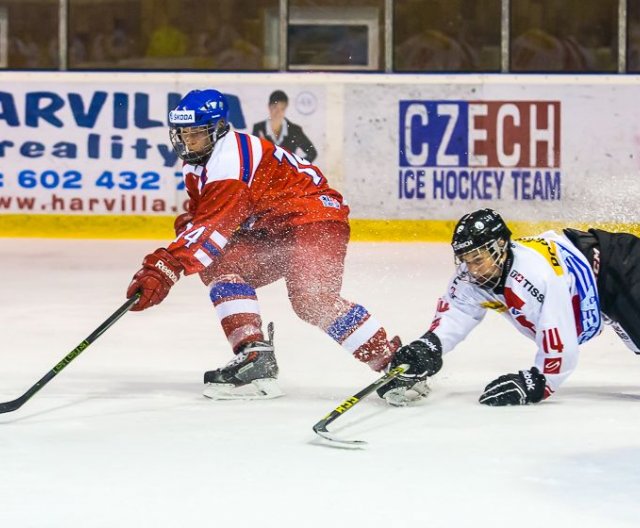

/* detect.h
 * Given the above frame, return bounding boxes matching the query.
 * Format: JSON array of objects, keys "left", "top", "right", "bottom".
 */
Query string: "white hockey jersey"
[{"left": 430, "top": 231, "right": 602, "bottom": 398}]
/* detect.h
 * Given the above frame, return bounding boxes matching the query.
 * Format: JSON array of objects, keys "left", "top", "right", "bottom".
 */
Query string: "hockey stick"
[
  {"left": 0, "top": 294, "right": 139, "bottom": 415},
  {"left": 312, "top": 363, "right": 409, "bottom": 447}
]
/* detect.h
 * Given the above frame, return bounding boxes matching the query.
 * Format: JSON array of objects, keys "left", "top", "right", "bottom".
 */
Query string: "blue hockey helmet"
[{"left": 169, "top": 89, "right": 230, "bottom": 165}]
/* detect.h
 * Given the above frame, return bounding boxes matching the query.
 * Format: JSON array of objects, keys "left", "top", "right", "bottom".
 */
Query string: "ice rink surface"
[{"left": 2, "top": 238, "right": 640, "bottom": 528}]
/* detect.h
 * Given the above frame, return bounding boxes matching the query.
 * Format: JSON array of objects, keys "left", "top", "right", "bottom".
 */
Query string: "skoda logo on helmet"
[
  {"left": 474, "top": 221, "right": 485, "bottom": 230},
  {"left": 169, "top": 110, "right": 195, "bottom": 124}
]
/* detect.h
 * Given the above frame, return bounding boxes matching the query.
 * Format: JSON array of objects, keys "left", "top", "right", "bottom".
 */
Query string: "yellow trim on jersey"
[
  {"left": 516, "top": 237, "right": 564, "bottom": 275},
  {"left": 1, "top": 215, "right": 640, "bottom": 242},
  {"left": 480, "top": 301, "right": 508, "bottom": 313}
]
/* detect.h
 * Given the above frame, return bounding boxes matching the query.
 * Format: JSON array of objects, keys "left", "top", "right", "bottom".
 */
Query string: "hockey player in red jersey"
[
  {"left": 126, "top": 89, "right": 399, "bottom": 399},
  {"left": 379, "top": 208, "right": 640, "bottom": 406}
]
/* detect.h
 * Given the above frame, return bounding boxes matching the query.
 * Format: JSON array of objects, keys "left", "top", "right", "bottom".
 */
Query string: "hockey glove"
[
  {"left": 479, "top": 367, "right": 546, "bottom": 406},
  {"left": 127, "top": 248, "right": 184, "bottom": 311},
  {"left": 377, "top": 332, "right": 443, "bottom": 404}
]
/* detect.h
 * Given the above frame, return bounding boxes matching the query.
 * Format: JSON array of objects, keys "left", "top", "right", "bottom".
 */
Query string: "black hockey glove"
[
  {"left": 377, "top": 332, "right": 443, "bottom": 399},
  {"left": 479, "top": 367, "right": 546, "bottom": 406}
]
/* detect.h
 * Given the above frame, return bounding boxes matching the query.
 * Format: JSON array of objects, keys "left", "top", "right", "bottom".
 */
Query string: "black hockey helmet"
[
  {"left": 452, "top": 209, "right": 511, "bottom": 256},
  {"left": 451, "top": 209, "right": 512, "bottom": 288}
]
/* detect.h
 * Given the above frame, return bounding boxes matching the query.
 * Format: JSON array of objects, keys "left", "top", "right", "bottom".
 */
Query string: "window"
[
  {"left": 511, "top": 0, "right": 618, "bottom": 72},
  {"left": 68, "top": 0, "right": 279, "bottom": 70},
  {"left": 1, "top": 0, "right": 59, "bottom": 69},
  {"left": 287, "top": 0, "right": 385, "bottom": 71},
  {"left": 628, "top": 0, "right": 640, "bottom": 72},
  {"left": 394, "top": 0, "right": 501, "bottom": 72},
  {"left": 288, "top": 8, "right": 378, "bottom": 70}
]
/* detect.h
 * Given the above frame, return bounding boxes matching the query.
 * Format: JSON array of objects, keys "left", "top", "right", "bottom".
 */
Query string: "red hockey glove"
[
  {"left": 174, "top": 212, "right": 194, "bottom": 236},
  {"left": 127, "top": 248, "right": 184, "bottom": 311}
]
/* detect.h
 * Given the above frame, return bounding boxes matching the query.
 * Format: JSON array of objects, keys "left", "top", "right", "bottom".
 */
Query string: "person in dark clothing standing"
[{"left": 252, "top": 90, "right": 318, "bottom": 163}]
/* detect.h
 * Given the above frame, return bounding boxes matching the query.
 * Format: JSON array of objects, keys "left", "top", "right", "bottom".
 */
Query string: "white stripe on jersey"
[
  {"left": 181, "top": 164, "right": 205, "bottom": 177},
  {"left": 200, "top": 132, "right": 264, "bottom": 185},
  {"left": 210, "top": 230, "right": 228, "bottom": 249},
  {"left": 195, "top": 248, "right": 213, "bottom": 267},
  {"left": 246, "top": 134, "right": 263, "bottom": 186}
]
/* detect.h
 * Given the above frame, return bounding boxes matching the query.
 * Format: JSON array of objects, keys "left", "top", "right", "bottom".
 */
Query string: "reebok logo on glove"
[
  {"left": 155, "top": 260, "right": 180, "bottom": 284},
  {"left": 420, "top": 337, "right": 439, "bottom": 352},
  {"left": 126, "top": 248, "right": 184, "bottom": 312},
  {"left": 479, "top": 367, "right": 546, "bottom": 406},
  {"left": 521, "top": 369, "right": 536, "bottom": 392}
]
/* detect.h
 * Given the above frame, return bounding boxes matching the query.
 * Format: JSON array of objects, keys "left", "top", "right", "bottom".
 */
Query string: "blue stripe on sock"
[
  {"left": 327, "top": 305, "right": 369, "bottom": 342},
  {"left": 210, "top": 282, "right": 256, "bottom": 303}
]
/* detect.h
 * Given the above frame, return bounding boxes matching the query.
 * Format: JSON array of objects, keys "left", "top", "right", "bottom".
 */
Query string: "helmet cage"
[
  {"left": 169, "top": 89, "right": 230, "bottom": 165},
  {"left": 170, "top": 120, "right": 229, "bottom": 165},
  {"left": 454, "top": 238, "right": 508, "bottom": 289}
]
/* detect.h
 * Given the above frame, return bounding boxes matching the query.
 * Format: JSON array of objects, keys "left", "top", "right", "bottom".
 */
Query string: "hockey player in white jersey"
[{"left": 379, "top": 208, "right": 640, "bottom": 406}]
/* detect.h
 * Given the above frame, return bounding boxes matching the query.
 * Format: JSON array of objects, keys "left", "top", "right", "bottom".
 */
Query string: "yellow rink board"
[{"left": 1, "top": 214, "right": 639, "bottom": 242}]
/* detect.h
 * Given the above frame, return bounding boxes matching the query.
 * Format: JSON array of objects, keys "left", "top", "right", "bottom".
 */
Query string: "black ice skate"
[{"left": 203, "top": 323, "right": 284, "bottom": 400}]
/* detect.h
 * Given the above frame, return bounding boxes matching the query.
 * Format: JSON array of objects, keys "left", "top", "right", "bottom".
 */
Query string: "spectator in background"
[
  {"left": 9, "top": 35, "right": 41, "bottom": 68},
  {"left": 107, "top": 19, "right": 135, "bottom": 62},
  {"left": 394, "top": 0, "right": 478, "bottom": 71},
  {"left": 146, "top": 13, "right": 188, "bottom": 58},
  {"left": 252, "top": 90, "right": 317, "bottom": 163},
  {"left": 395, "top": 29, "right": 477, "bottom": 71},
  {"left": 70, "top": 32, "right": 90, "bottom": 65},
  {"left": 90, "top": 33, "right": 108, "bottom": 62},
  {"left": 511, "top": 28, "right": 595, "bottom": 71},
  {"left": 214, "top": 39, "right": 262, "bottom": 70}
]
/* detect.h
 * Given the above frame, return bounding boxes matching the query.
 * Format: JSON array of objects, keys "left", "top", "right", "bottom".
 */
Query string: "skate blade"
[{"left": 202, "top": 378, "right": 284, "bottom": 401}]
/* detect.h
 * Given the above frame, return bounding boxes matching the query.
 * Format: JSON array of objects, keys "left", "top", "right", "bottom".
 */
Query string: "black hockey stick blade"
[
  {"left": 312, "top": 364, "right": 409, "bottom": 447},
  {"left": 0, "top": 294, "right": 139, "bottom": 415},
  {"left": 313, "top": 424, "right": 367, "bottom": 448}
]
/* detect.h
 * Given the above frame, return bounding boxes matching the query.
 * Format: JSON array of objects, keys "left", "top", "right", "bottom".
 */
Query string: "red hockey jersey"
[{"left": 168, "top": 131, "right": 349, "bottom": 274}]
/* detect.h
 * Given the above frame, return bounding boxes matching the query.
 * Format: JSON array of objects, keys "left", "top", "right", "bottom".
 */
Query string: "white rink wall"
[{"left": 0, "top": 72, "right": 639, "bottom": 228}]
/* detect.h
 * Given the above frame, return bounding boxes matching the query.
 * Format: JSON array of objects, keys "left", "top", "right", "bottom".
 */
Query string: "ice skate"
[{"left": 203, "top": 323, "right": 284, "bottom": 400}]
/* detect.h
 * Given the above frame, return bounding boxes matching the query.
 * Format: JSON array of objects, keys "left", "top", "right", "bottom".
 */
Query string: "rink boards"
[{"left": 0, "top": 72, "right": 639, "bottom": 239}]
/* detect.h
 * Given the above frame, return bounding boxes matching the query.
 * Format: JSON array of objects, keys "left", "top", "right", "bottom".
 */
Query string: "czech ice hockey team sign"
[{"left": 398, "top": 100, "right": 561, "bottom": 202}]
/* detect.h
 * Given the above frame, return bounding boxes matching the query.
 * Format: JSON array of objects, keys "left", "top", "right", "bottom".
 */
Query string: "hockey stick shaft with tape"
[
  {"left": 312, "top": 363, "right": 409, "bottom": 446},
  {"left": 0, "top": 294, "right": 139, "bottom": 414}
]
